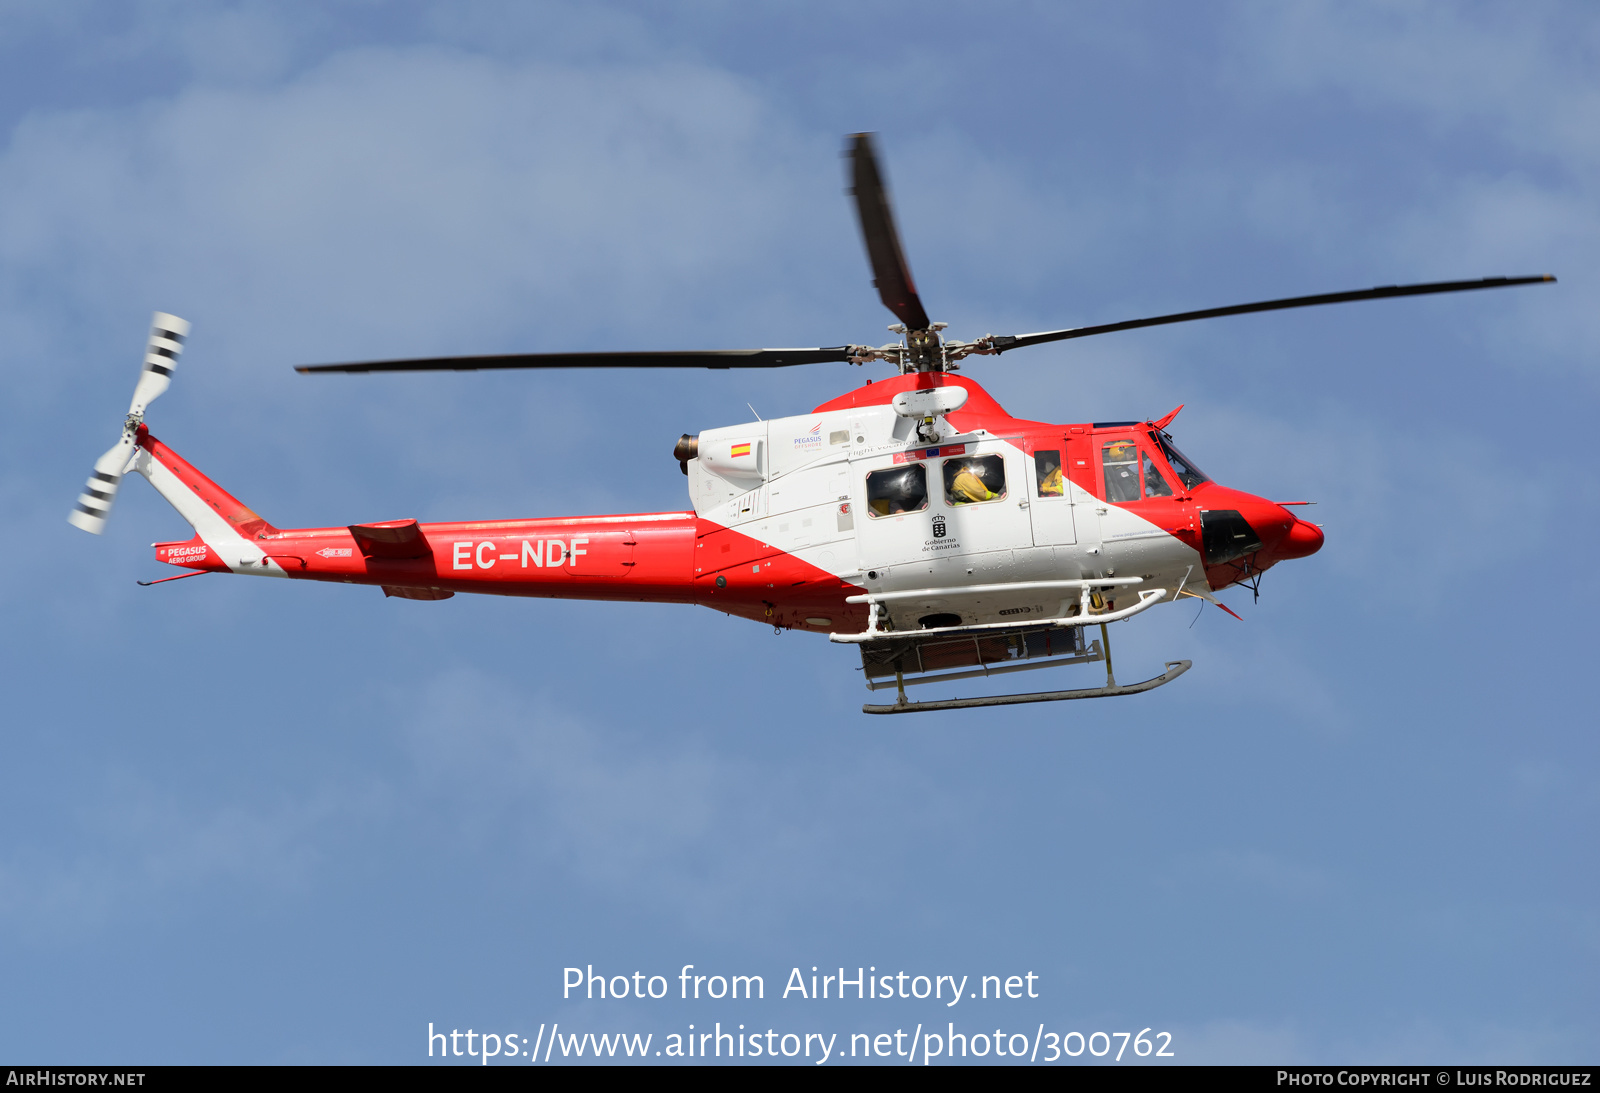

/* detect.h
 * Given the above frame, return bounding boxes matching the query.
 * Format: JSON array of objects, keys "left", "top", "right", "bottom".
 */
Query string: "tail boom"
[{"left": 137, "top": 428, "right": 866, "bottom": 630}]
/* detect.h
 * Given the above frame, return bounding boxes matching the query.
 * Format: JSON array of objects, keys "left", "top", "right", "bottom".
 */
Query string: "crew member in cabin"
[
  {"left": 948, "top": 461, "right": 1000, "bottom": 504},
  {"left": 867, "top": 465, "right": 928, "bottom": 517},
  {"left": 1035, "top": 452, "right": 1064, "bottom": 497}
]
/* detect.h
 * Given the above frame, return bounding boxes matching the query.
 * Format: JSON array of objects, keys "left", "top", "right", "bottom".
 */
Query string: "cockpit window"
[
  {"left": 1142, "top": 451, "right": 1174, "bottom": 497},
  {"left": 944, "top": 455, "right": 1007, "bottom": 506},
  {"left": 1102, "top": 440, "right": 1141, "bottom": 503},
  {"left": 1034, "top": 450, "right": 1064, "bottom": 497},
  {"left": 1150, "top": 431, "right": 1210, "bottom": 490},
  {"left": 866, "top": 464, "right": 928, "bottom": 518}
]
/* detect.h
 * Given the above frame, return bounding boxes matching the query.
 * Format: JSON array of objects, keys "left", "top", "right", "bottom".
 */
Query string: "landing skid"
[{"left": 863, "top": 659, "right": 1190, "bottom": 714}]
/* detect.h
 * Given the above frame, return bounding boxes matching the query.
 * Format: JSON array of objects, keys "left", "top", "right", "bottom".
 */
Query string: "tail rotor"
[{"left": 67, "top": 312, "right": 191, "bottom": 534}]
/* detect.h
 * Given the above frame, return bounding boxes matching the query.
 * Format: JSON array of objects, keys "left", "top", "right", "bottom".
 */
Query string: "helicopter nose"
[
  {"left": 1277, "top": 518, "right": 1324, "bottom": 559},
  {"left": 1229, "top": 497, "right": 1295, "bottom": 551},
  {"left": 1194, "top": 489, "right": 1322, "bottom": 569},
  {"left": 1240, "top": 500, "right": 1323, "bottom": 561},
  {"left": 1238, "top": 498, "right": 1322, "bottom": 562}
]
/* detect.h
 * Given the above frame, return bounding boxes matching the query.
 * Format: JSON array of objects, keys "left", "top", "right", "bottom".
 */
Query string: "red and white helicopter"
[{"left": 70, "top": 134, "right": 1552, "bottom": 713}]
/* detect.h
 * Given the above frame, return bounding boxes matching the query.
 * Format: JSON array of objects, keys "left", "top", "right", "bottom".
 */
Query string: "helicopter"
[{"left": 68, "top": 134, "right": 1552, "bottom": 714}]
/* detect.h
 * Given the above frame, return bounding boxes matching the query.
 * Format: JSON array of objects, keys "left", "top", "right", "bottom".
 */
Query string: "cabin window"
[
  {"left": 1034, "top": 450, "right": 1064, "bottom": 497},
  {"left": 1142, "top": 451, "right": 1174, "bottom": 497},
  {"left": 866, "top": 464, "right": 928, "bottom": 518},
  {"left": 1102, "top": 439, "right": 1141, "bottom": 503},
  {"left": 944, "top": 455, "right": 1007, "bottom": 506},
  {"left": 1150, "top": 431, "right": 1210, "bottom": 490}
]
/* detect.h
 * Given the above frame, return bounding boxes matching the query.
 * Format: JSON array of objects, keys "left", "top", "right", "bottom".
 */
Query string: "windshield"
[{"left": 1150, "top": 431, "right": 1209, "bottom": 490}]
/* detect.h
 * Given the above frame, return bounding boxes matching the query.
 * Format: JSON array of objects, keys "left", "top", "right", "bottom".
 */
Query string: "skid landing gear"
[{"left": 863, "top": 622, "right": 1192, "bottom": 715}]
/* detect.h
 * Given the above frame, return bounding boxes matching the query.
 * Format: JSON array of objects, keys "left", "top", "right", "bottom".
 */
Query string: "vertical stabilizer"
[{"left": 130, "top": 428, "right": 284, "bottom": 576}]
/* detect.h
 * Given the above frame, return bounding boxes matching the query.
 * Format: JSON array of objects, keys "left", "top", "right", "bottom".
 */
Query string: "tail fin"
[{"left": 131, "top": 426, "right": 286, "bottom": 575}]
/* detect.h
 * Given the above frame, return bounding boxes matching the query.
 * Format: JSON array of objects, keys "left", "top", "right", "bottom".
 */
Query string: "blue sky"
[{"left": 1, "top": 0, "right": 1595, "bottom": 1065}]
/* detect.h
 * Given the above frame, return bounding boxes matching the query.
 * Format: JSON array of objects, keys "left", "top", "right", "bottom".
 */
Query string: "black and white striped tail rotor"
[
  {"left": 67, "top": 432, "right": 139, "bottom": 535},
  {"left": 67, "top": 312, "right": 190, "bottom": 535}
]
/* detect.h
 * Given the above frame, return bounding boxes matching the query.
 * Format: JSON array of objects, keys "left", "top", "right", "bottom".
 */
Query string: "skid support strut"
[{"left": 862, "top": 619, "right": 1190, "bottom": 715}]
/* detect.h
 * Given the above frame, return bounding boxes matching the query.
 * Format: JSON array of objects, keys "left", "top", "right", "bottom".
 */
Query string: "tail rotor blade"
[
  {"left": 68, "top": 311, "right": 191, "bottom": 535},
  {"left": 848, "top": 133, "right": 931, "bottom": 332},
  {"left": 67, "top": 434, "right": 136, "bottom": 534},
  {"left": 128, "top": 312, "right": 190, "bottom": 416}
]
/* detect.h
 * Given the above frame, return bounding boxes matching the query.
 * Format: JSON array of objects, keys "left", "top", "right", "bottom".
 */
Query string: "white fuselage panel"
[{"left": 686, "top": 408, "right": 1200, "bottom": 627}]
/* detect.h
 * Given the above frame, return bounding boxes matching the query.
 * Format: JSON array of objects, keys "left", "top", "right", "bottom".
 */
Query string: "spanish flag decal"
[{"left": 731, "top": 443, "right": 752, "bottom": 458}]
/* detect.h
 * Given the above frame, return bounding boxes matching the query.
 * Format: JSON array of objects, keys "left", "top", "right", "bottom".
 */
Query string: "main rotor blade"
[
  {"left": 990, "top": 276, "right": 1556, "bottom": 354},
  {"left": 848, "top": 132, "right": 931, "bottom": 332},
  {"left": 296, "top": 347, "right": 855, "bottom": 374}
]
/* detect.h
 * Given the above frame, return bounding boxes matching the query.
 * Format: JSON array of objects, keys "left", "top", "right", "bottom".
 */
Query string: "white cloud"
[
  {"left": 1235, "top": 3, "right": 1600, "bottom": 168},
  {"left": 0, "top": 773, "right": 387, "bottom": 936},
  {"left": 1167, "top": 1018, "right": 1312, "bottom": 1064},
  {"left": 0, "top": 45, "right": 816, "bottom": 364},
  {"left": 1183, "top": 848, "right": 1334, "bottom": 902},
  {"left": 1171, "top": 1015, "right": 1592, "bottom": 1064},
  {"left": 399, "top": 667, "right": 957, "bottom": 928},
  {"left": 0, "top": 664, "right": 961, "bottom": 938}
]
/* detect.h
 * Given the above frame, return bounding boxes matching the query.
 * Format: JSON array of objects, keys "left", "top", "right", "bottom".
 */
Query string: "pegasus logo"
[{"left": 793, "top": 421, "right": 824, "bottom": 450}]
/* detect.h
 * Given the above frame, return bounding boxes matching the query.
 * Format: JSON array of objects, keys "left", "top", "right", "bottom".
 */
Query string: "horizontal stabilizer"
[
  {"left": 350, "top": 519, "right": 430, "bottom": 560},
  {"left": 382, "top": 585, "right": 453, "bottom": 601}
]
